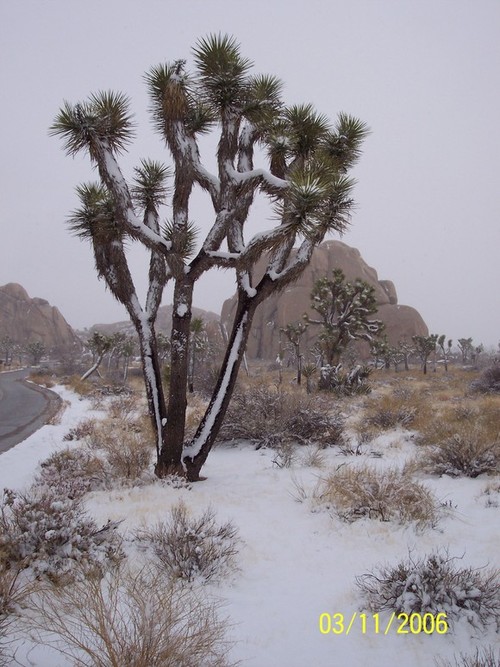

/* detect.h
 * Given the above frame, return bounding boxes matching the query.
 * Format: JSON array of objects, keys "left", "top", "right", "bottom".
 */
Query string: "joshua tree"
[
  {"left": 281, "top": 322, "right": 308, "bottom": 385},
  {"left": 305, "top": 268, "right": 383, "bottom": 365},
  {"left": 81, "top": 331, "right": 113, "bottom": 381},
  {"left": 26, "top": 340, "right": 46, "bottom": 366},
  {"left": 436, "top": 335, "right": 452, "bottom": 372},
  {"left": 412, "top": 334, "right": 438, "bottom": 374},
  {"left": 51, "top": 35, "right": 368, "bottom": 481},
  {"left": 458, "top": 337, "right": 474, "bottom": 364}
]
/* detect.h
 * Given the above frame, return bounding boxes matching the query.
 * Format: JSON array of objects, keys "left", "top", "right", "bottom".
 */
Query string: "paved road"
[{"left": 0, "top": 369, "right": 61, "bottom": 454}]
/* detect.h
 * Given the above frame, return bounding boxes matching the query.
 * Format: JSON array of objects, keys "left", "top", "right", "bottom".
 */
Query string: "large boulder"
[
  {"left": 221, "top": 240, "right": 428, "bottom": 360},
  {"left": 0, "top": 283, "right": 80, "bottom": 356}
]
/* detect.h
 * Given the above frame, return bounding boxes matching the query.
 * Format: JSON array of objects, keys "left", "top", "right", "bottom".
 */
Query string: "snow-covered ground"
[{"left": 2, "top": 385, "right": 499, "bottom": 666}]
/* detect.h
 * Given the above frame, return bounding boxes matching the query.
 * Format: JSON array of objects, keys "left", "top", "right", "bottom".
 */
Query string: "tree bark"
[{"left": 156, "top": 279, "right": 194, "bottom": 476}]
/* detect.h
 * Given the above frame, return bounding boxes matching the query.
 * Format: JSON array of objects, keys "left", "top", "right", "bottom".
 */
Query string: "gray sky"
[{"left": 1, "top": 0, "right": 499, "bottom": 348}]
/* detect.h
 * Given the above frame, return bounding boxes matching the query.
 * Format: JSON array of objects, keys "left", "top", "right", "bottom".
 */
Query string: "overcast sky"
[{"left": 1, "top": 0, "right": 499, "bottom": 348}]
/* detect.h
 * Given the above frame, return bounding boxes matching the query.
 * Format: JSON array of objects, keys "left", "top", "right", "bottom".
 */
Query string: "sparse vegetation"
[{"left": 471, "top": 362, "right": 500, "bottom": 394}]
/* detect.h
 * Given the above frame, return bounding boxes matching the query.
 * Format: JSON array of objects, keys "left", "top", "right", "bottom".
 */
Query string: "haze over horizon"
[{"left": 1, "top": 1, "right": 499, "bottom": 347}]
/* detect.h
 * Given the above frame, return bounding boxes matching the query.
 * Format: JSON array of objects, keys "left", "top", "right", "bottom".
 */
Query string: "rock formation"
[
  {"left": 0, "top": 283, "right": 80, "bottom": 356},
  {"left": 221, "top": 240, "right": 428, "bottom": 360}
]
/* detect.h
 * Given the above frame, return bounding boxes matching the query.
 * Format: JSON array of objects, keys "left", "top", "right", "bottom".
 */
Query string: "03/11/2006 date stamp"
[{"left": 319, "top": 612, "right": 449, "bottom": 635}]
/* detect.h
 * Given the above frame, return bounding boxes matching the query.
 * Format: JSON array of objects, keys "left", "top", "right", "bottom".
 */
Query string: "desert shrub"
[
  {"left": 314, "top": 465, "right": 440, "bottom": 527},
  {"left": 356, "top": 550, "right": 500, "bottom": 630},
  {"left": 219, "top": 386, "right": 345, "bottom": 449},
  {"left": 135, "top": 502, "right": 239, "bottom": 584},
  {"left": 318, "top": 363, "right": 372, "bottom": 395},
  {"left": 34, "top": 447, "right": 108, "bottom": 499},
  {"left": 435, "top": 647, "right": 500, "bottom": 667},
  {"left": 27, "top": 563, "right": 233, "bottom": 667},
  {"left": 471, "top": 363, "right": 500, "bottom": 394},
  {"left": 0, "top": 488, "right": 122, "bottom": 580},
  {"left": 418, "top": 424, "right": 500, "bottom": 478}
]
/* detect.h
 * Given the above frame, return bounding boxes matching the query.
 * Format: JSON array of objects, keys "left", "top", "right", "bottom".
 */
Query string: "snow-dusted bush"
[
  {"left": 315, "top": 465, "right": 440, "bottom": 527},
  {"left": 356, "top": 550, "right": 500, "bottom": 630},
  {"left": 471, "top": 363, "right": 500, "bottom": 394},
  {"left": 418, "top": 426, "right": 500, "bottom": 478},
  {"left": 34, "top": 447, "right": 108, "bottom": 499},
  {"left": 318, "top": 363, "right": 372, "bottom": 395},
  {"left": 28, "top": 563, "right": 234, "bottom": 667},
  {"left": 0, "top": 488, "right": 122, "bottom": 580},
  {"left": 360, "top": 385, "right": 424, "bottom": 431},
  {"left": 219, "top": 386, "right": 345, "bottom": 449},
  {"left": 135, "top": 502, "right": 239, "bottom": 584},
  {"left": 435, "top": 647, "right": 500, "bottom": 667}
]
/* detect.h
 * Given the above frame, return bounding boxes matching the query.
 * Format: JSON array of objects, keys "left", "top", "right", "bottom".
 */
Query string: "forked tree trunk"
[{"left": 183, "top": 292, "right": 256, "bottom": 481}]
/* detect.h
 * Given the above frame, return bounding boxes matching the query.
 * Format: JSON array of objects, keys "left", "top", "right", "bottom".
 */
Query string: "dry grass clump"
[
  {"left": 84, "top": 416, "right": 155, "bottom": 482},
  {"left": 28, "top": 371, "right": 56, "bottom": 388},
  {"left": 356, "top": 550, "right": 500, "bottom": 631},
  {"left": 219, "top": 386, "right": 345, "bottom": 449},
  {"left": 435, "top": 647, "right": 500, "bottom": 667},
  {"left": 27, "top": 563, "right": 234, "bottom": 667},
  {"left": 64, "top": 374, "right": 97, "bottom": 397},
  {"left": 135, "top": 502, "right": 239, "bottom": 584},
  {"left": 0, "top": 566, "right": 36, "bottom": 666},
  {"left": 359, "top": 384, "right": 430, "bottom": 433},
  {"left": 314, "top": 465, "right": 440, "bottom": 527}
]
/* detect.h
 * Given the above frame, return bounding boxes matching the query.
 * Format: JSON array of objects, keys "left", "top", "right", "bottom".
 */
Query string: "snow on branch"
[{"left": 98, "top": 146, "right": 172, "bottom": 251}]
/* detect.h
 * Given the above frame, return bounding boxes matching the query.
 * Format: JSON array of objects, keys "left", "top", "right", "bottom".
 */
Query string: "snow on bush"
[
  {"left": 318, "top": 363, "right": 372, "bottom": 395},
  {"left": 419, "top": 426, "right": 500, "bottom": 478},
  {"left": 27, "top": 562, "right": 234, "bottom": 667},
  {"left": 219, "top": 386, "right": 345, "bottom": 449},
  {"left": 435, "top": 646, "right": 500, "bottom": 667},
  {"left": 135, "top": 502, "right": 239, "bottom": 584},
  {"left": 313, "top": 465, "right": 440, "bottom": 527},
  {"left": 0, "top": 488, "right": 122, "bottom": 580},
  {"left": 34, "top": 447, "right": 108, "bottom": 499},
  {"left": 356, "top": 550, "right": 500, "bottom": 630}
]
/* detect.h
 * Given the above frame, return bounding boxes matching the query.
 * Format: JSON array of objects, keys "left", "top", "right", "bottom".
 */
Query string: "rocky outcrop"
[
  {"left": 0, "top": 283, "right": 80, "bottom": 355},
  {"left": 221, "top": 240, "right": 428, "bottom": 360}
]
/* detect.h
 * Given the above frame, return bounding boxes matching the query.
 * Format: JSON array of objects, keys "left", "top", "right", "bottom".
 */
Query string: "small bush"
[
  {"left": 471, "top": 363, "right": 500, "bottom": 394},
  {"left": 0, "top": 488, "right": 122, "bottom": 580},
  {"left": 360, "top": 385, "right": 427, "bottom": 432},
  {"left": 314, "top": 465, "right": 440, "bottom": 527},
  {"left": 135, "top": 502, "right": 239, "bottom": 584},
  {"left": 435, "top": 647, "right": 500, "bottom": 667},
  {"left": 418, "top": 425, "right": 500, "bottom": 478},
  {"left": 219, "top": 386, "right": 345, "bottom": 449},
  {"left": 356, "top": 550, "right": 500, "bottom": 630},
  {"left": 64, "top": 418, "right": 97, "bottom": 441},
  {"left": 27, "top": 563, "right": 234, "bottom": 667}
]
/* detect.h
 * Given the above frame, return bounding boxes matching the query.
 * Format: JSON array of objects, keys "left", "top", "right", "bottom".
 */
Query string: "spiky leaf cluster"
[
  {"left": 50, "top": 91, "right": 134, "bottom": 160},
  {"left": 131, "top": 159, "right": 171, "bottom": 210},
  {"left": 68, "top": 183, "right": 123, "bottom": 245}
]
